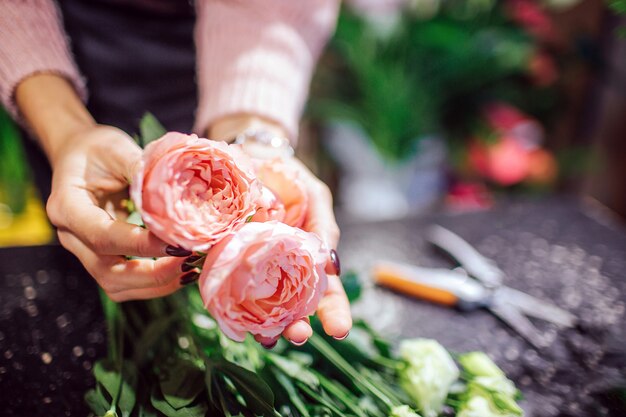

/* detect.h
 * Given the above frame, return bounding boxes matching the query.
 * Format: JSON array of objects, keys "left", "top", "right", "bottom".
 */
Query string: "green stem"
[
  {"left": 297, "top": 382, "right": 347, "bottom": 416},
  {"left": 108, "top": 312, "right": 125, "bottom": 415},
  {"left": 313, "top": 371, "right": 370, "bottom": 417},
  {"left": 308, "top": 333, "right": 398, "bottom": 409}
]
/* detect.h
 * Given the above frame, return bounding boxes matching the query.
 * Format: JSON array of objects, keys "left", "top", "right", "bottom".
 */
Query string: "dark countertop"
[{"left": 1, "top": 197, "right": 625, "bottom": 417}]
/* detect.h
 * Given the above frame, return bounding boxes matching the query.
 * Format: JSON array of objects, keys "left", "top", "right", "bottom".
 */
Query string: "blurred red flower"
[{"left": 506, "top": 0, "right": 557, "bottom": 42}]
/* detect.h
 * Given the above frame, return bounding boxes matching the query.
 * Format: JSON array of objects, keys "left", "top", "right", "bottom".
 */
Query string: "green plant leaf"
[
  {"left": 341, "top": 271, "right": 361, "bottom": 303},
  {"left": 132, "top": 314, "right": 177, "bottom": 365},
  {"left": 207, "top": 359, "right": 280, "bottom": 417},
  {"left": 139, "top": 112, "right": 167, "bottom": 148},
  {"left": 85, "top": 387, "right": 110, "bottom": 416},
  {"left": 272, "top": 370, "right": 311, "bottom": 417},
  {"left": 126, "top": 211, "right": 145, "bottom": 228},
  {"left": 151, "top": 385, "right": 207, "bottom": 417},
  {"left": 159, "top": 358, "right": 205, "bottom": 410},
  {"left": 267, "top": 353, "right": 319, "bottom": 389},
  {"left": 94, "top": 359, "right": 138, "bottom": 417}
]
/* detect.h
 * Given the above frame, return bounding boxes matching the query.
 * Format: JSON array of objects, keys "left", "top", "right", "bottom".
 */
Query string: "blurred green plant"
[
  {"left": 0, "top": 107, "right": 29, "bottom": 213},
  {"left": 309, "top": 2, "right": 554, "bottom": 162},
  {"left": 608, "top": 0, "right": 626, "bottom": 36}
]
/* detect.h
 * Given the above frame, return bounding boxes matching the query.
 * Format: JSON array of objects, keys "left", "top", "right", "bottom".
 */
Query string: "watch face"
[
  {"left": 243, "top": 142, "right": 293, "bottom": 160},
  {"left": 236, "top": 131, "right": 294, "bottom": 159}
]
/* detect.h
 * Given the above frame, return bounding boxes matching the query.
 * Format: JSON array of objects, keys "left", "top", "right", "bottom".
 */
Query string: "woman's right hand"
[
  {"left": 16, "top": 74, "right": 186, "bottom": 301},
  {"left": 46, "top": 124, "right": 188, "bottom": 301}
]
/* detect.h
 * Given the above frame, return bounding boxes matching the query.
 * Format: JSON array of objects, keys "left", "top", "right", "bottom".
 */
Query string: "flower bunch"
[
  {"left": 130, "top": 130, "right": 327, "bottom": 342},
  {"left": 84, "top": 116, "right": 524, "bottom": 417},
  {"left": 456, "top": 352, "right": 523, "bottom": 417}
]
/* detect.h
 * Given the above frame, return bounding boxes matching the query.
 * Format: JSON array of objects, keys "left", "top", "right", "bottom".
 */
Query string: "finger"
[
  {"left": 283, "top": 317, "right": 312, "bottom": 345},
  {"left": 58, "top": 230, "right": 184, "bottom": 292},
  {"left": 105, "top": 278, "right": 181, "bottom": 302},
  {"left": 53, "top": 188, "right": 168, "bottom": 257},
  {"left": 317, "top": 275, "right": 352, "bottom": 338},
  {"left": 254, "top": 334, "right": 279, "bottom": 349},
  {"left": 303, "top": 184, "right": 340, "bottom": 249}
]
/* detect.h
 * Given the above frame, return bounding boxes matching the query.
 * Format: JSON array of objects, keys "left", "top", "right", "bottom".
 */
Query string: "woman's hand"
[
  {"left": 271, "top": 157, "right": 351, "bottom": 346},
  {"left": 46, "top": 125, "right": 187, "bottom": 301},
  {"left": 17, "top": 74, "right": 185, "bottom": 301},
  {"left": 210, "top": 115, "right": 353, "bottom": 347}
]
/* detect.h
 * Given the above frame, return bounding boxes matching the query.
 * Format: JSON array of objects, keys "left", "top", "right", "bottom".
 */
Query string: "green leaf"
[
  {"left": 341, "top": 271, "right": 361, "bottom": 302},
  {"left": 137, "top": 405, "right": 159, "bottom": 417},
  {"left": 272, "top": 370, "right": 311, "bottom": 417},
  {"left": 126, "top": 211, "right": 145, "bottom": 228},
  {"left": 139, "top": 112, "right": 167, "bottom": 148},
  {"left": 132, "top": 314, "right": 177, "bottom": 365},
  {"left": 207, "top": 359, "right": 280, "bottom": 417},
  {"left": 159, "top": 358, "right": 205, "bottom": 410},
  {"left": 94, "top": 359, "right": 138, "bottom": 417},
  {"left": 151, "top": 385, "right": 207, "bottom": 417},
  {"left": 85, "top": 387, "right": 110, "bottom": 416},
  {"left": 267, "top": 353, "right": 319, "bottom": 389}
]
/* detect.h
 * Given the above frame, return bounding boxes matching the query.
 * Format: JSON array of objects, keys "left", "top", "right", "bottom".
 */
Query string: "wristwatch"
[{"left": 233, "top": 129, "right": 295, "bottom": 160}]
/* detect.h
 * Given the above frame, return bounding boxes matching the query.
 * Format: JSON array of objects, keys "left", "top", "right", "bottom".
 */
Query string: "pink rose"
[
  {"left": 251, "top": 159, "right": 308, "bottom": 228},
  {"left": 199, "top": 222, "right": 328, "bottom": 341},
  {"left": 130, "top": 132, "right": 262, "bottom": 251}
]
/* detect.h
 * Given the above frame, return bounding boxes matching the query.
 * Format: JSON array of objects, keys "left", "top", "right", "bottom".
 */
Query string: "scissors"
[{"left": 372, "top": 225, "right": 577, "bottom": 349}]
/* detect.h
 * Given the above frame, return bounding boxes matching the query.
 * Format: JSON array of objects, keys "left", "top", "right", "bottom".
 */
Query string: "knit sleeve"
[
  {"left": 0, "top": 0, "right": 86, "bottom": 121},
  {"left": 193, "top": 0, "right": 340, "bottom": 140}
]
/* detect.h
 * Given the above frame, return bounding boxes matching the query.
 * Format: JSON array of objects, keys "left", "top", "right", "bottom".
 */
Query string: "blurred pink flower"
[
  {"left": 469, "top": 137, "right": 530, "bottom": 186},
  {"left": 526, "top": 148, "right": 558, "bottom": 185},
  {"left": 506, "top": 0, "right": 557, "bottom": 42},
  {"left": 445, "top": 182, "right": 494, "bottom": 211},
  {"left": 528, "top": 50, "right": 558, "bottom": 86},
  {"left": 199, "top": 222, "right": 328, "bottom": 341},
  {"left": 130, "top": 132, "right": 262, "bottom": 251},
  {"left": 483, "top": 102, "right": 544, "bottom": 150}
]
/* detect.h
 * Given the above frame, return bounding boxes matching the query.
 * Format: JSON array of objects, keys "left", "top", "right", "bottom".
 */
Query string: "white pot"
[{"left": 323, "top": 121, "right": 447, "bottom": 221}]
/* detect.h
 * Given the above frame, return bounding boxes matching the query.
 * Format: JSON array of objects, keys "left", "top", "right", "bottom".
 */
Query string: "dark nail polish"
[
  {"left": 333, "top": 331, "right": 349, "bottom": 341},
  {"left": 185, "top": 255, "right": 202, "bottom": 264},
  {"left": 181, "top": 263, "right": 195, "bottom": 272},
  {"left": 330, "top": 249, "right": 341, "bottom": 276},
  {"left": 166, "top": 245, "right": 192, "bottom": 257},
  {"left": 179, "top": 271, "right": 199, "bottom": 286},
  {"left": 289, "top": 338, "right": 308, "bottom": 347},
  {"left": 262, "top": 340, "right": 278, "bottom": 350}
]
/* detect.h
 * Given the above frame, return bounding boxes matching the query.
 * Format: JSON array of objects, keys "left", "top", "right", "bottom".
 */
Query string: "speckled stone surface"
[
  {"left": 0, "top": 246, "right": 106, "bottom": 417},
  {"left": 343, "top": 197, "right": 626, "bottom": 417},
  {"left": 1, "top": 197, "right": 625, "bottom": 416}
]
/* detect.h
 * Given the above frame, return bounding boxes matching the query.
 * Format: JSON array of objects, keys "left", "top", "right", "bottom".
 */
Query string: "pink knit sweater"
[{"left": 0, "top": 0, "right": 339, "bottom": 138}]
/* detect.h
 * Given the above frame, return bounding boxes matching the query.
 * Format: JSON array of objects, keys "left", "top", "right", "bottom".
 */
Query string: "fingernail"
[
  {"left": 166, "top": 245, "right": 192, "bottom": 257},
  {"left": 333, "top": 331, "right": 349, "bottom": 341},
  {"left": 185, "top": 255, "right": 202, "bottom": 264},
  {"left": 289, "top": 338, "right": 308, "bottom": 347},
  {"left": 181, "top": 262, "right": 195, "bottom": 272},
  {"left": 179, "top": 271, "right": 199, "bottom": 285},
  {"left": 262, "top": 340, "right": 278, "bottom": 350},
  {"left": 330, "top": 249, "right": 341, "bottom": 276}
]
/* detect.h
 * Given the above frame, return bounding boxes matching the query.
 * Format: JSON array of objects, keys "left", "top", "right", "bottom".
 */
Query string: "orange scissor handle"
[{"left": 373, "top": 264, "right": 459, "bottom": 306}]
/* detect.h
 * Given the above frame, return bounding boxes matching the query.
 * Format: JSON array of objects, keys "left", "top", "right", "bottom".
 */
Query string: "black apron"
[{"left": 25, "top": 0, "right": 198, "bottom": 200}]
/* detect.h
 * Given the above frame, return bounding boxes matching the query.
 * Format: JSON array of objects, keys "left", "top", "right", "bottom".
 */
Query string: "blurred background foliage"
[
  {"left": 307, "top": 0, "right": 626, "bottom": 218},
  {"left": 0, "top": 0, "right": 625, "bottom": 245},
  {"left": 0, "top": 108, "right": 52, "bottom": 246}
]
